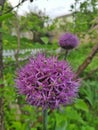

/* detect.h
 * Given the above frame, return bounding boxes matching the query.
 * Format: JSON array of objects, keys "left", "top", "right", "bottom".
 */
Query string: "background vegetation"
[{"left": 0, "top": 0, "right": 98, "bottom": 130}]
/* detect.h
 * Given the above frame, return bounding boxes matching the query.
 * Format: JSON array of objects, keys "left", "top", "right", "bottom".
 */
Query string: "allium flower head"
[
  {"left": 59, "top": 32, "right": 79, "bottom": 49},
  {"left": 15, "top": 54, "right": 80, "bottom": 110}
]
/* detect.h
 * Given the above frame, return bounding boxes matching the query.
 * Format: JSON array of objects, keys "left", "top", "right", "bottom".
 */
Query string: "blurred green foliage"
[
  {"left": 1, "top": 0, "right": 98, "bottom": 129},
  {"left": 3, "top": 40, "right": 98, "bottom": 130}
]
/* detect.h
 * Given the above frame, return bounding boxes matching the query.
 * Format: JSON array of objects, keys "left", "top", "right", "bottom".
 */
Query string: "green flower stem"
[
  {"left": 64, "top": 50, "right": 69, "bottom": 60},
  {"left": 43, "top": 109, "right": 48, "bottom": 130}
]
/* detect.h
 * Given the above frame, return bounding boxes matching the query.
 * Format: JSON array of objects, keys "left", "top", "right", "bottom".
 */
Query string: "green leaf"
[
  {"left": 74, "top": 99, "right": 89, "bottom": 112},
  {"left": 0, "top": 28, "right": 5, "bottom": 33},
  {"left": 82, "top": 125, "right": 95, "bottom": 130},
  {"left": 0, "top": 13, "right": 14, "bottom": 21},
  {"left": 11, "top": 121, "right": 27, "bottom": 130},
  {"left": 82, "top": 81, "right": 96, "bottom": 106},
  {"left": 0, "top": 79, "right": 3, "bottom": 84},
  {"left": 41, "top": 37, "right": 49, "bottom": 44},
  {"left": 65, "top": 106, "right": 84, "bottom": 124},
  {"left": 55, "top": 121, "right": 68, "bottom": 130}
]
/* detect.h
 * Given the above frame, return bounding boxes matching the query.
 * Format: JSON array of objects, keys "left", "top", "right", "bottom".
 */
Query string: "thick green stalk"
[
  {"left": 42, "top": 109, "right": 48, "bottom": 130},
  {"left": 64, "top": 50, "right": 69, "bottom": 60}
]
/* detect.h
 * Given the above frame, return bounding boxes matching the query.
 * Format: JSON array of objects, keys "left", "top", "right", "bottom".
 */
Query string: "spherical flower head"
[
  {"left": 59, "top": 32, "right": 79, "bottom": 49},
  {"left": 15, "top": 54, "right": 80, "bottom": 110}
]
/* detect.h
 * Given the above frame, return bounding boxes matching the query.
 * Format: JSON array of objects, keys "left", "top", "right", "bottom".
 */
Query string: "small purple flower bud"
[{"left": 59, "top": 32, "right": 79, "bottom": 49}]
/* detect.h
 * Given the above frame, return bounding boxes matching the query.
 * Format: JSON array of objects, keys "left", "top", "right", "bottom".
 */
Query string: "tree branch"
[
  {"left": 2, "top": 0, "right": 27, "bottom": 15},
  {"left": 75, "top": 43, "right": 98, "bottom": 78},
  {"left": 0, "top": 0, "right": 5, "bottom": 129}
]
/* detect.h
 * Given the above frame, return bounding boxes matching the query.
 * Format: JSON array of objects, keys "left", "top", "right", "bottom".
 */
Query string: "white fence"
[{"left": 3, "top": 48, "right": 44, "bottom": 62}]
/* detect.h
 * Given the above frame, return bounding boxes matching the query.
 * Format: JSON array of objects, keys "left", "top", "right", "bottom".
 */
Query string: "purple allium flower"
[
  {"left": 15, "top": 54, "right": 80, "bottom": 110},
  {"left": 59, "top": 32, "right": 79, "bottom": 49}
]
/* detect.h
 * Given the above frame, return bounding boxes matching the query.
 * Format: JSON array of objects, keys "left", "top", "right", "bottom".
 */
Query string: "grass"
[{"left": 3, "top": 33, "right": 58, "bottom": 50}]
